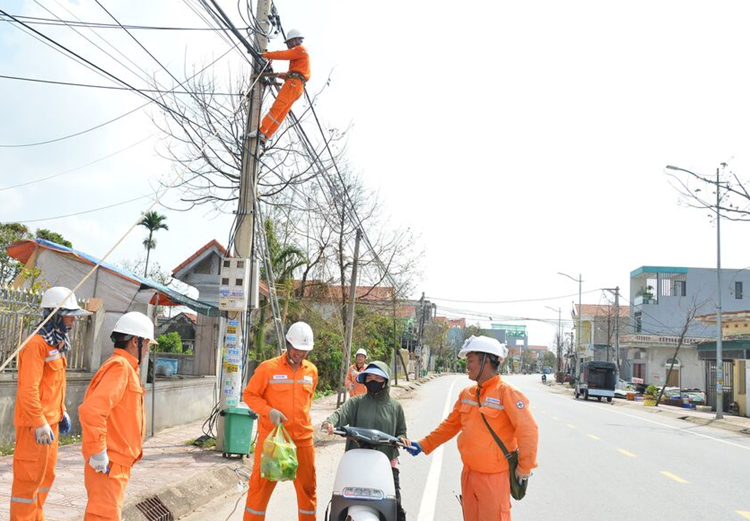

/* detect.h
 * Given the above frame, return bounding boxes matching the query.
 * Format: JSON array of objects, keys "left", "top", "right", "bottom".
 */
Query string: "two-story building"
[{"left": 624, "top": 265, "right": 750, "bottom": 409}]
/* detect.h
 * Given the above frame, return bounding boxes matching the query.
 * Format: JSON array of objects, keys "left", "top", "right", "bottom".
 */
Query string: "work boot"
[{"left": 247, "top": 130, "right": 268, "bottom": 143}]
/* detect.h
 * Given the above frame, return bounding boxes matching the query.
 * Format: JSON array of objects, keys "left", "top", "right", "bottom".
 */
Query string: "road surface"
[{"left": 180, "top": 374, "right": 750, "bottom": 520}]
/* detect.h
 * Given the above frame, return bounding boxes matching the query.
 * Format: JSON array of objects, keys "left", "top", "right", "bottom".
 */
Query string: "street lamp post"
[
  {"left": 666, "top": 164, "right": 724, "bottom": 419},
  {"left": 558, "top": 272, "right": 583, "bottom": 380}
]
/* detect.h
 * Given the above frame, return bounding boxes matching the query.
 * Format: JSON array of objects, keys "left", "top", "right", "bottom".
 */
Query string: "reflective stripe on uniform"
[
  {"left": 44, "top": 353, "right": 61, "bottom": 362},
  {"left": 296, "top": 380, "right": 312, "bottom": 384},
  {"left": 267, "top": 379, "right": 293, "bottom": 384},
  {"left": 11, "top": 496, "right": 35, "bottom": 504},
  {"left": 461, "top": 399, "right": 478, "bottom": 406},
  {"left": 246, "top": 506, "right": 266, "bottom": 515},
  {"left": 300, "top": 509, "right": 315, "bottom": 514},
  {"left": 38, "top": 487, "right": 51, "bottom": 493},
  {"left": 481, "top": 402, "right": 505, "bottom": 411},
  {"left": 269, "top": 115, "right": 282, "bottom": 125}
]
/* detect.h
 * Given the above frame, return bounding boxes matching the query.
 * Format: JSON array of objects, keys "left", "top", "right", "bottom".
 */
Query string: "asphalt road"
[{"left": 180, "top": 374, "right": 750, "bottom": 521}]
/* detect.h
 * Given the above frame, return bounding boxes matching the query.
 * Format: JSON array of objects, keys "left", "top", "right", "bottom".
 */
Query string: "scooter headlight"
[{"left": 342, "top": 487, "right": 385, "bottom": 501}]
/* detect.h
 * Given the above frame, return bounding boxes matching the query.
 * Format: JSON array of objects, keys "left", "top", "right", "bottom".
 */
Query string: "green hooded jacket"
[{"left": 325, "top": 361, "right": 407, "bottom": 461}]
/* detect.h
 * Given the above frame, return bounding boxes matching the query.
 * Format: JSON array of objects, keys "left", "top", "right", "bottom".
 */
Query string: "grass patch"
[
  {"left": 0, "top": 442, "right": 15, "bottom": 457},
  {"left": 314, "top": 388, "right": 335, "bottom": 399},
  {"left": 59, "top": 434, "right": 82, "bottom": 446}
]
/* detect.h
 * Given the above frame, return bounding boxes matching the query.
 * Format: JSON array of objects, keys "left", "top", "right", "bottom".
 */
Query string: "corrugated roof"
[
  {"left": 7, "top": 239, "right": 221, "bottom": 317},
  {"left": 172, "top": 239, "right": 227, "bottom": 276}
]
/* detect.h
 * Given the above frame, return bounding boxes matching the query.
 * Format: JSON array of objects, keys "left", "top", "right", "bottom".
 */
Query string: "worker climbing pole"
[{"left": 249, "top": 28, "right": 311, "bottom": 143}]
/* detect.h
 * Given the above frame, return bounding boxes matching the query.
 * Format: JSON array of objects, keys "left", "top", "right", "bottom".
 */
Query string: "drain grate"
[{"left": 135, "top": 496, "right": 174, "bottom": 521}]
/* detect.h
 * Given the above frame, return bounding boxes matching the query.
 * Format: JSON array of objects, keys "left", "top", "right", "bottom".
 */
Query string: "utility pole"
[
  {"left": 417, "top": 292, "right": 428, "bottom": 379},
  {"left": 603, "top": 286, "right": 621, "bottom": 379},
  {"left": 216, "top": 0, "right": 272, "bottom": 450},
  {"left": 392, "top": 291, "right": 399, "bottom": 387},
  {"left": 715, "top": 165, "right": 724, "bottom": 419},
  {"left": 337, "top": 229, "right": 362, "bottom": 407}
]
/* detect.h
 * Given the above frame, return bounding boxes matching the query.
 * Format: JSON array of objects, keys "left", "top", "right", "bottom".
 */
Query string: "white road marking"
[
  {"left": 553, "top": 393, "right": 750, "bottom": 452},
  {"left": 417, "top": 376, "right": 461, "bottom": 521},
  {"left": 661, "top": 471, "right": 689, "bottom": 484}
]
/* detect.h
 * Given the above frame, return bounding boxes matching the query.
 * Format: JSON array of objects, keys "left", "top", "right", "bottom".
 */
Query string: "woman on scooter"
[{"left": 322, "top": 361, "right": 409, "bottom": 521}]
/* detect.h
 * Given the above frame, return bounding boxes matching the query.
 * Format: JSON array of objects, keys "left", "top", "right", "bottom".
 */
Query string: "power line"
[
  {"left": 15, "top": 195, "right": 152, "bottom": 223},
  {"left": 0, "top": 8, "right": 217, "bottom": 142},
  {"left": 0, "top": 13, "right": 253, "bottom": 31},
  {"left": 0, "top": 135, "right": 153, "bottom": 191},
  {"left": 0, "top": 73, "right": 241, "bottom": 95},
  {"left": 427, "top": 289, "right": 603, "bottom": 305}
]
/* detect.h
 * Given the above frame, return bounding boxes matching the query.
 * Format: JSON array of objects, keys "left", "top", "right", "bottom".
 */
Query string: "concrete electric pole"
[
  {"left": 337, "top": 229, "right": 362, "bottom": 408},
  {"left": 216, "top": 0, "right": 272, "bottom": 450}
]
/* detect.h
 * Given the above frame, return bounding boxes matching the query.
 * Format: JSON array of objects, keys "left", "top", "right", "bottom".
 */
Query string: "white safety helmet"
[
  {"left": 41, "top": 286, "right": 91, "bottom": 316},
  {"left": 458, "top": 335, "right": 508, "bottom": 360},
  {"left": 285, "top": 29, "right": 304, "bottom": 42},
  {"left": 112, "top": 312, "right": 158, "bottom": 344},
  {"left": 286, "top": 321, "right": 314, "bottom": 351},
  {"left": 355, "top": 348, "right": 367, "bottom": 357}
]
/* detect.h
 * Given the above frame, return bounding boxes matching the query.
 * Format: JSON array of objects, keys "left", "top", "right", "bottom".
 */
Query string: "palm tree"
[
  {"left": 138, "top": 211, "right": 169, "bottom": 277},
  {"left": 254, "top": 219, "right": 307, "bottom": 359}
]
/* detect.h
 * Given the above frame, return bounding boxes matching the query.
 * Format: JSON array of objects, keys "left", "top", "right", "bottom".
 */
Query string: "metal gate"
[{"left": 705, "top": 360, "right": 734, "bottom": 412}]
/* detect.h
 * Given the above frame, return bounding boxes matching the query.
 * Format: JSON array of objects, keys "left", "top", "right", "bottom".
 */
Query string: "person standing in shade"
[
  {"left": 345, "top": 348, "right": 368, "bottom": 398},
  {"left": 79, "top": 312, "right": 157, "bottom": 521},
  {"left": 11, "top": 287, "right": 90, "bottom": 521}
]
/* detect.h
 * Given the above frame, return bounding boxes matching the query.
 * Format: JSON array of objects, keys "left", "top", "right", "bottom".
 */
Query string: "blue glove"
[
  {"left": 405, "top": 441, "right": 423, "bottom": 456},
  {"left": 59, "top": 412, "right": 71, "bottom": 434}
]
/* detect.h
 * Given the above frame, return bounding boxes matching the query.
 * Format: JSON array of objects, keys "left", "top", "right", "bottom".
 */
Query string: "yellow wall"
[{"left": 724, "top": 322, "right": 750, "bottom": 338}]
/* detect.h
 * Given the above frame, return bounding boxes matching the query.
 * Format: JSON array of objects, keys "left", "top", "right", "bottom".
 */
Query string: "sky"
[{"left": 3, "top": 0, "right": 750, "bottom": 346}]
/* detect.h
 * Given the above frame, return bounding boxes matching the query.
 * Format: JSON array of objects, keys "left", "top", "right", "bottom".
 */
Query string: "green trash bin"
[{"left": 220, "top": 407, "right": 258, "bottom": 458}]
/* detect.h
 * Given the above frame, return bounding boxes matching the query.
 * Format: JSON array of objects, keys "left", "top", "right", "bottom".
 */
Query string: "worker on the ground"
[
  {"left": 243, "top": 321, "right": 318, "bottom": 521},
  {"left": 79, "top": 311, "right": 156, "bottom": 521},
  {"left": 406, "top": 336, "right": 539, "bottom": 521},
  {"left": 345, "top": 348, "right": 368, "bottom": 398},
  {"left": 248, "top": 29, "right": 310, "bottom": 142},
  {"left": 11, "top": 286, "right": 90, "bottom": 521},
  {"left": 322, "top": 361, "right": 410, "bottom": 521}
]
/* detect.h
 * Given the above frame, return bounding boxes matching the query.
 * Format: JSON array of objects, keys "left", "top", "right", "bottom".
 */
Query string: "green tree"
[
  {"left": 543, "top": 351, "right": 557, "bottom": 368},
  {"left": 155, "top": 332, "right": 183, "bottom": 353},
  {"left": 138, "top": 211, "right": 169, "bottom": 278},
  {"left": 0, "top": 223, "right": 72, "bottom": 285},
  {"left": 254, "top": 219, "right": 307, "bottom": 360},
  {"left": 35, "top": 229, "right": 72, "bottom": 247}
]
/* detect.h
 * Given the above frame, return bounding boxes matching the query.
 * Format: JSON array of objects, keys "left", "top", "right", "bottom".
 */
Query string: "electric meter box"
[{"left": 219, "top": 257, "right": 250, "bottom": 311}]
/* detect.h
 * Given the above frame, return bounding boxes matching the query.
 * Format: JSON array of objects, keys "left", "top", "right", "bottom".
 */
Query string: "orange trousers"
[
  {"left": 244, "top": 433, "right": 316, "bottom": 521},
  {"left": 10, "top": 424, "right": 59, "bottom": 521},
  {"left": 83, "top": 462, "right": 131, "bottom": 521},
  {"left": 460, "top": 467, "right": 512, "bottom": 521},
  {"left": 259, "top": 78, "right": 305, "bottom": 138}
]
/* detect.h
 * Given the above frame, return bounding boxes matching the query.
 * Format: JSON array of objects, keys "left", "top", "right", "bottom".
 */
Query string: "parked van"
[{"left": 575, "top": 361, "right": 617, "bottom": 402}]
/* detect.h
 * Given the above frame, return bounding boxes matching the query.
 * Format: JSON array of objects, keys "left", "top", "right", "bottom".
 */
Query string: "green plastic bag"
[{"left": 260, "top": 425, "right": 298, "bottom": 482}]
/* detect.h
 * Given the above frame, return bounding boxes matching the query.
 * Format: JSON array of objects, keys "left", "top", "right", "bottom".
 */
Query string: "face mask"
[{"left": 365, "top": 380, "right": 387, "bottom": 394}]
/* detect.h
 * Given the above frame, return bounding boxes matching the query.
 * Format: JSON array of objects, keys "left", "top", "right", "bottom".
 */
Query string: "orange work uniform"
[
  {"left": 11, "top": 335, "right": 67, "bottom": 521},
  {"left": 79, "top": 350, "right": 145, "bottom": 521},
  {"left": 259, "top": 45, "right": 310, "bottom": 138},
  {"left": 242, "top": 353, "right": 318, "bottom": 521},
  {"left": 345, "top": 363, "right": 367, "bottom": 397},
  {"left": 418, "top": 375, "right": 539, "bottom": 521}
]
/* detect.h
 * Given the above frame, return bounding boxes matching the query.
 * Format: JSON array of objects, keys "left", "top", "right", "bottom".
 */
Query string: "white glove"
[
  {"left": 34, "top": 423, "right": 55, "bottom": 445},
  {"left": 269, "top": 408, "right": 287, "bottom": 426},
  {"left": 89, "top": 450, "right": 109, "bottom": 473}
]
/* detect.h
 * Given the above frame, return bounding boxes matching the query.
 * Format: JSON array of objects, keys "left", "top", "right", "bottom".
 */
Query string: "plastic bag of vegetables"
[{"left": 260, "top": 425, "right": 298, "bottom": 482}]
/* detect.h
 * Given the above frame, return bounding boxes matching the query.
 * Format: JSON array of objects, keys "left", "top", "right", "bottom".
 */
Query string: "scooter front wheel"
[{"left": 345, "top": 505, "right": 382, "bottom": 521}]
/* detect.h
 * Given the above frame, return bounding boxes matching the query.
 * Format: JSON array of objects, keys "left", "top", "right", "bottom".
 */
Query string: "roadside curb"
[
  {"left": 540, "top": 380, "right": 750, "bottom": 437},
  {"left": 121, "top": 466, "right": 246, "bottom": 521},
  {"left": 119, "top": 373, "right": 447, "bottom": 521}
]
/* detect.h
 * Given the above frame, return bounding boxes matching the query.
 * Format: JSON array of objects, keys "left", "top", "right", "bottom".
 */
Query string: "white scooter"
[{"left": 325, "top": 426, "right": 405, "bottom": 521}]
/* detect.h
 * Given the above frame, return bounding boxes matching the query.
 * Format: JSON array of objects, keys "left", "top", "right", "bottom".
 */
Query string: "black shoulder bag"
[{"left": 476, "top": 389, "right": 528, "bottom": 501}]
